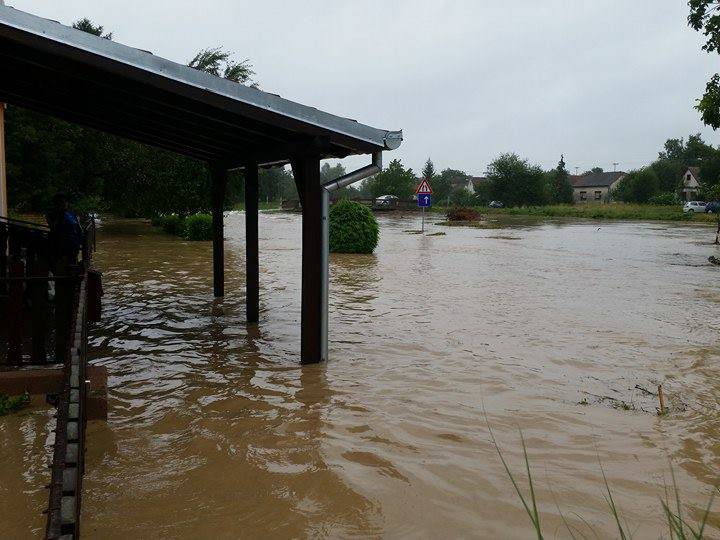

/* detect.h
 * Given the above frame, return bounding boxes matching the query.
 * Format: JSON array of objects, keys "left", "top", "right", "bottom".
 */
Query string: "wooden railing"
[{"left": 0, "top": 215, "right": 95, "bottom": 366}]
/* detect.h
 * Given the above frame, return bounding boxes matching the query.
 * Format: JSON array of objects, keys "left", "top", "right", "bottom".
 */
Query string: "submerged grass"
[
  {"left": 486, "top": 421, "right": 719, "bottom": 538},
  {"left": 0, "top": 392, "right": 30, "bottom": 416}
]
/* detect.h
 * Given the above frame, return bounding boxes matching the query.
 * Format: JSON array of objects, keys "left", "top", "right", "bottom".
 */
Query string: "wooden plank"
[
  {"left": 211, "top": 164, "right": 227, "bottom": 298},
  {"left": 245, "top": 162, "right": 259, "bottom": 323},
  {"left": 293, "top": 156, "right": 323, "bottom": 364}
]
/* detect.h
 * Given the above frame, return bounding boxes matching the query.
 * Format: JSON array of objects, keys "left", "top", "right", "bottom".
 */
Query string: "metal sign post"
[{"left": 416, "top": 179, "right": 432, "bottom": 234}]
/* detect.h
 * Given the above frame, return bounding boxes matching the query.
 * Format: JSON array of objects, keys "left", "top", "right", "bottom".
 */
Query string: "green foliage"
[
  {"left": 421, "top": 159, "right": 436, "bottom": 184},
  {"left": 648, "top": 192, "right": 681, "bottom": 205},
  {"left": 487, "top": 153, "right": 548, "bottom": 207},
  {"left": 72, "top": 18, "right": 112, "bottom": 39},
  {"left": 329, "top": 200, "right": 379, "bottom": 254},
  {"left": 702, "top": 182, "right": 720, "bottom": 201},
  {"left": 611, "top": 168, "right": 660, "bottom": 203},
  {"left": 0, "top": 393, "right": 30, "bottom": 416},
  {"left": 188, "top": 47, "right": 256, "bottom": 86},
  {"left": 183, "top": 213, "right": 213, "bottom": 241},
  {"left": 157, "top": 214, "right": 186, "bottom": 236},
  {"left": 366, "top": 159, "right": 416, "bottom": 199},
  {"left": 4, "top": 18, "right": 259, "bottom": 217},
  {"left": 688, "top": 2, "right": 720, "bottom": 128},
  {"left": 547, "top": 155, "right": 574, "bottom": 204},
  {"left": 450, "top": 189, "right": 478, "bottom": 207}
]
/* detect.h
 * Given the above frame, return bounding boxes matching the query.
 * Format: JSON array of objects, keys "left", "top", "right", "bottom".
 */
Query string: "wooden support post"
[
  {"left": 211, "top": 164, "right": 227, "bottom": 298},
  {"left": 292, "top": 156, "right": 323, "bottom": 364},
  {"left": 0, "top": 103, "right": 7, "bottom": 218},
  {"left": 245, "top": 162, "right": 259, "bottom": 323}
]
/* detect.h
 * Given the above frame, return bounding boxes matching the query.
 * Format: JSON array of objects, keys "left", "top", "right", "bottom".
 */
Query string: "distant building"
[
  {"left": 680, "top": 167, "right": 701, "bottom": 201},
  {"left": 569, "top": 171, "right": 626, "bottom": 203},
  {"left": 471, "top": 176, "right": 488, "bottom": 192},
  {"left": 449, "top": 176, "right": 475, "bottom": 194}
]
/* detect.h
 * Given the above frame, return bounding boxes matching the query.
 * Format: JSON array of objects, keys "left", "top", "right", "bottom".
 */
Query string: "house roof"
[
  {"left": 686, "top": 166, "right": 701, "bottom": 179},
  {"left": 0, "top": 5, "right": 402, "bottom": 166},
  {"left": 570, "top": 171, "right": 626, "bottom": 188}
]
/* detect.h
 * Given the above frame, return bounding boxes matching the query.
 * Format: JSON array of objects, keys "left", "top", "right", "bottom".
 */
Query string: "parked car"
[
  {"left": 488, "top": 200, "right": 504, "bottom": 208},
  {"left": 375, "top": 194, "right": 398, "bottom": 207},
  {"left": 683, "top": 201, "right": 707, "bottom": 213},
  {"left": 705, "top": 201, "right": 720, "bottom": 214}
]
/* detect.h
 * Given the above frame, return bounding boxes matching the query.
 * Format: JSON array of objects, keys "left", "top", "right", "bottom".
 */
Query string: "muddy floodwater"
[{"left": 2, "top": 213, "right": 719, "bottom": 538}]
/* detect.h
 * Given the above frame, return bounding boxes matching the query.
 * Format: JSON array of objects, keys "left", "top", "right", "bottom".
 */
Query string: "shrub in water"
[
  {"left": 159, "top": 214, "right": 186, "bottom": 236},
  {"left": 183, "top": 213, "right": 213, "bottom": 241},
  {"left": 446, "top": 207, "right": 481, "bottom": 221},
  {"left": 329, "top": 200, "right": 379, "bottom": 253}
]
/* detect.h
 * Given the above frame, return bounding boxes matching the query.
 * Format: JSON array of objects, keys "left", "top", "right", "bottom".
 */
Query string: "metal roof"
[{"left": 0, "top": 5, "right": 402, "bottom": 166}]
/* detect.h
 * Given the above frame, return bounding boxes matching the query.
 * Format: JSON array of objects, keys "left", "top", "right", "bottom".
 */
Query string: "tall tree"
[
  {"left": 548, "top": 155, "right": 573, "bottom": 204},
  {"left": 366, "top": 159, "right": 416, "bottom": 199},
  {"left": 188, "top": 47, "right": 256, "bottom": 86},
  {"left": 72, "top": 18, "right": 113, "bottom": 39},
  {"left": 487, "top": 153, "right": 547, "bottom": 207},
  {"left": 421, "top": 159, "right": 436, "bottom": 183},
  {"left": 688, "top": 2, "right": 720, "bottom": 127}
]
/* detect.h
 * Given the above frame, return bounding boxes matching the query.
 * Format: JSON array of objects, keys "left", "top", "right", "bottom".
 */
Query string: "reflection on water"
[{"left": 1, "top": 213, "right": 719, "bottom": 538}]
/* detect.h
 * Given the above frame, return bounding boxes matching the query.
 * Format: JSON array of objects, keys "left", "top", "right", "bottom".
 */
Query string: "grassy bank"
[{"left": 435, "top": 204, "right": 718, "bottom": 222}]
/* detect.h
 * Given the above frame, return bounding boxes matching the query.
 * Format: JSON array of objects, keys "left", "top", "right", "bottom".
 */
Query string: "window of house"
[
  {"left": 580, "top": 191, "right": 587, "bottom": 200},
  {"left": 687, "top": 174, "right": 691, "bottom": 182},
  {"left": 594, "top": 191, "right": 602, "bottom": 200}
]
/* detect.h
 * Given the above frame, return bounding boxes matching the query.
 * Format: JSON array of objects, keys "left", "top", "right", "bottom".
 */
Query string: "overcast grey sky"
[{"left": 8, "top": 0, "right": 720, "bottom": 175}]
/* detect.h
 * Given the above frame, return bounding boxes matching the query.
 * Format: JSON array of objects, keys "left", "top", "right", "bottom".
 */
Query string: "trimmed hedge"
[
  {"left": 152, "top": 213, "right": 213, "bottom": 240},
  {"left": 184, "top": 213, "right": 213, "bottom": 240},
  {"left": 329, "top": 200, "right": 379, "bottom": 253}
]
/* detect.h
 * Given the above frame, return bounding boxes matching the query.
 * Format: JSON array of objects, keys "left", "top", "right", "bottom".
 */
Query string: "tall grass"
[{"left": 487, "top": 425, "right": 719, "bottom": 539}]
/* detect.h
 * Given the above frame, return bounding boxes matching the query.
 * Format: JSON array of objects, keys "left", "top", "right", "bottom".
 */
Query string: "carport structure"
[{"left": 0, "top": 5, "right": 402, "bottom": 365}]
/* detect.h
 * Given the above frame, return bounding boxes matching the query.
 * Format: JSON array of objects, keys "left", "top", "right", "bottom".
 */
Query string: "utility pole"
[
  {"left": 574, "top": 166, "right": 579, "bottom": 175},
  {"left": 613, "top": 162, "right": 619, "bottom": 172}
]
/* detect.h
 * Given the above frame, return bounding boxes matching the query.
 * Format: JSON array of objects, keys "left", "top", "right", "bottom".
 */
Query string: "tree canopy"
[
  {"left": 547, "top": 155, "right": 573, "bottom": 204},
  {"left": 4, "top": 18, "right": 280, "bottom": 216},
  {"left": 689, "top": 1, "right": 720, "bottom": 128},
  {"left": 487, "top": 153, "right": 547, "bottom": 207},
  {"left": 366, "top": 159, "right": 416, "bottom": 199}
]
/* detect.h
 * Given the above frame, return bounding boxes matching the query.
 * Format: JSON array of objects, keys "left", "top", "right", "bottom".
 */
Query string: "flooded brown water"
[{"left": 1, "top": 213, "right": 719, "bottom": 538}]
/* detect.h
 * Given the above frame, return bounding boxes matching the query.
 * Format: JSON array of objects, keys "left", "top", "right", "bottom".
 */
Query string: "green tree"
[
  {"left": 188, "top": 47, "right": 256, "bottom": 86},
  {"left": 421, "top": 159, "right": 436, "bottom": 183},
  {"left": 487, "top": 153, "right": 547, "bottom": 207},
  {"left": 611, "top": 168, "right": 660, "bottom": 203},
  {"left": 547, "top": 155, "right": 573, "bottom": 204},
  {"left": 5, "top": 18, "right": 260, "bottom": 216},
  {"left": 688, "top": 2, "right": 720, "bottom": 127},
  {"left": 72, "top": 18, "right": 113, "bottom": 39},
  {"left": 366, "top": 159, "right": 416, "bottom": 199}
]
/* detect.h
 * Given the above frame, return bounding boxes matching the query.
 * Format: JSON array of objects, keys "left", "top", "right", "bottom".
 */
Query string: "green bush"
[
  {"left": 648, "top": 192, "right": 681, "bottom": 205},
  {"left": 183, "top": 213, "right": 213, "bottom": 241},
  {"left": 329, "top": 200, "right": 379, "bottom": 253},
  {"left": 159, "top": 214, "right": 186, "bottom": 236}
]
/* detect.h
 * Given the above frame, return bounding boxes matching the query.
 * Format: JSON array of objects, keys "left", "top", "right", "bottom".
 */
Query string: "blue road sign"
[{"left": 418, "top": 194, "right": 432, "bottom": 207}]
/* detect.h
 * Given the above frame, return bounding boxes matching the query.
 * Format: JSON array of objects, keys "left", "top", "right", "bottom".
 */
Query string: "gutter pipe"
[{"left": 319, "top": 151, "right": 383, "bottom": 361}]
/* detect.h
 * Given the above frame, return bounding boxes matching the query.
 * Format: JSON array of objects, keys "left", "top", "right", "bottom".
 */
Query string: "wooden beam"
[
  {"left": 292, "top": 156, "right": 324, "bottom": 364},
  {"left": 245, "top": 162, "right": 259, "bottom": 323},
  {"left": 0, "top": 103, "right": 6, "bottom": 218},
  {"left": 211, "top": 164, "right": 227, "bottom": 298}
]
